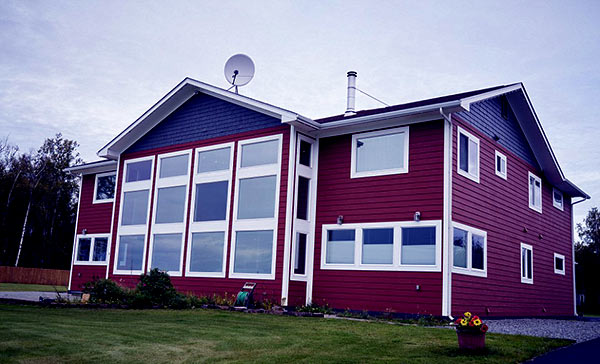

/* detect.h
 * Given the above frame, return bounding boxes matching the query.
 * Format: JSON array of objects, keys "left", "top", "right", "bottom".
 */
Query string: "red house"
[{"left": 66, "top": 74, "right": 588, "bottom": 317}]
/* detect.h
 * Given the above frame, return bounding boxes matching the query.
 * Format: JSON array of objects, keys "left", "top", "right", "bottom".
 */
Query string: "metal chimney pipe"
[{"left": 345, "top": 71, "right": 357, "bottom": 116}]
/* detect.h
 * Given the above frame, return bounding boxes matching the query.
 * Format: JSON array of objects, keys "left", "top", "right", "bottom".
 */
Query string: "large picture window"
[
  {"left": 452, "top": 222, "right": 487, "bottom": 277},
  {"left": 75, "top": 235, "right": 109, "bottom": 265},
  {"left": 321, "top": 220, "right": 441, "bottom": 271},
  {"left": 350, "top": 127, "right": 409, "bottom": 178},
  {"left": 93, "top": 172, "right": 116, "bottom": 203},
  {"left": 114, "top": 156, "right": 155, "bottom": 275},
  {"left": 187, "top": 143, "right": 233, "bottom": 278},
  {"left": 230, "top": 135, "right": 282, "bottom": 279},
  {"left": 457, "top": 127, "right": 480, "bottom": 183}
]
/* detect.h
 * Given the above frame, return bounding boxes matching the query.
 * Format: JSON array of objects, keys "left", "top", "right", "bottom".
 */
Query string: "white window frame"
[
  {"left": 494, "top": 150, "right": 507, "bottom": 180},
  {"left": 457, "top": 126, "right": 480, "bottom": 183},
  {"left": 229, "top": 134, "right": 283, "bottom": 280},
  {"left": 521, "top": 242, "right": 533, "bottom": 284},
  {"left": 320, "top": 220, "right": 442, "bottom": 272},
  {"left": 113, "top": 155, "right": 155, "bottom": 275},
  {"left": 185, "top": 142, "right": 234, "bottom": 278},
  {"left": 350, "top": 126, "right": 409, "bottom": 179},
  {"left": 451, "top": 222, "right": 487, "bottom": 278},
  {"left": 93, "top": 171, "right": 116, "bottom": 204},
  {"left": 528, "top": 172, "right": 542, "bottom": 213},
  {"left": 552, "top": 188, "right": 564, "bottom": 211},
  {"left": 291, "top": 134, "right": 316, "bottom": 281},
  {"left": 74, "top": 234, "right": 111, "bottom": 265},
  {"left": 147, "top": 149, "right": 192, "bottom": 277},
  {"left": 554, "top": 253, "right": 565, "bottom": 275}
]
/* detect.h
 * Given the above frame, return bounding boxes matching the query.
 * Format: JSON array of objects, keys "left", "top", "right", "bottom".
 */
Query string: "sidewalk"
[
  {"left": 526, "top": 337, "right": 600, "bottom": 363},
  {"left": 0, "top": 291, "right": 74, "bottom": 302}
]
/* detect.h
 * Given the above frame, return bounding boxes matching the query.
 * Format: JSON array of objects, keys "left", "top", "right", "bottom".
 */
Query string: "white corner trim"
[
  {"left": 68, "top": 177, "right": 83, "bottom": 291},
  {"left": 281, "top": 126, "right": 297, "bottom": 305}
]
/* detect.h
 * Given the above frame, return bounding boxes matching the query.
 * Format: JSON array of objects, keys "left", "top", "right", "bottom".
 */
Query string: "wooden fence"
[{"left": 0, "top": 266, "right": 69, "bottom": 286}]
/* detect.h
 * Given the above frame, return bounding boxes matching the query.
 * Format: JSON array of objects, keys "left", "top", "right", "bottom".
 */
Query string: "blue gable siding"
[
  {"left": 457, "top": 96, "right": 538, "bottom": 168},
  {"left": 126, "top": 92, "right": 281, "bottom": 153}
]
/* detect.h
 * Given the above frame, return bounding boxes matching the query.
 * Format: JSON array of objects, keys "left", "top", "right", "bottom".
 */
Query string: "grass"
[
  {"left": 0, "top": 304, "right": 570, "bottom": 364},
  {"left": 0, "top": 283, "right": 67, "bottom": 292}
]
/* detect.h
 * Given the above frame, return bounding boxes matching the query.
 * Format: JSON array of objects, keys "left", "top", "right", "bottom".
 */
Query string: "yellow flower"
[
  {"left": 464, "top": 312, "right": 472, "bottom": 319},
  {"left": 460, "top": 318, "right": 468, "bottom": 326},
  {"left": 472, "top": 318, "right": 482, "bottom": 326}
]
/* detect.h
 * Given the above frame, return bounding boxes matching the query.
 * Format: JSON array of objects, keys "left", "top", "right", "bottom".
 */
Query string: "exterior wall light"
[
  {"left": 414, "top": 211, "right": 421, "bottom": 222},
  {"left": 337, "top": 215, "right": 344, "bottom": 225}
]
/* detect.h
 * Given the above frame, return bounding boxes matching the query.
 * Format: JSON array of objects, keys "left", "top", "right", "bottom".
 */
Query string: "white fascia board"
[
  {"left": 65, "top": 160, "right": 118, "bottom": 175},
  {"left": 459, "top": 84, "right": 523, "bottom": 110}
]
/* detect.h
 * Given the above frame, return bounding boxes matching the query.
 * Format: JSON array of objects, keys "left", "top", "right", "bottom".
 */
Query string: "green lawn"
[
  {"left": 0, "top": 283, "right": 67, "bottom": 292},
  {"left": 0, "top": 304, "right": 570, "bottom": 364}
]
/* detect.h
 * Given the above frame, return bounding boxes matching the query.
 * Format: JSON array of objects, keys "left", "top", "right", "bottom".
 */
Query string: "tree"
[{"left": 576, "top": 207, "right": 600, "bottom": 314}]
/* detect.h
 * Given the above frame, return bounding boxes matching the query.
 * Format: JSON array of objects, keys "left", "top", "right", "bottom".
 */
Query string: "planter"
[{"left": 456, "top": 330, "right": 486, "bottom": 350}]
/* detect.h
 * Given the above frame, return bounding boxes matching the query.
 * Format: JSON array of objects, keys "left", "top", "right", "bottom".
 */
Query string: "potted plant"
[{"left": 454, "top": 312, "right": 489, "bottom": 350}]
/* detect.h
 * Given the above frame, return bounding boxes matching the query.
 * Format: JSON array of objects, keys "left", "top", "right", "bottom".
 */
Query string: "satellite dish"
[{"left": 224, "top": 54, "right": 255, "bottom": 93}]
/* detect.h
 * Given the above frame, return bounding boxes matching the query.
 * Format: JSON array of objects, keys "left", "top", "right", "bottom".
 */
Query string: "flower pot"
[{"left": 456, "top": 330, "right": 486, "bottom": 350}]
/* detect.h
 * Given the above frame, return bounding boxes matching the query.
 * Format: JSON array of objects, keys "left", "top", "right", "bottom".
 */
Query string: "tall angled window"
[
  {"left": 457, "top": 127, "right": 480, "bottom": 183},
  {"left": 231, "top": 135, "right": 281, "bottom": 279},
  {"left": 351, "top": 127, "right": 409, "bottom": 178},
  {"left": 114, "top": 156, "right": 154, "bottom": 275},
  {"left": 187, "top": 143, "right": 233, "bottom": 277}
]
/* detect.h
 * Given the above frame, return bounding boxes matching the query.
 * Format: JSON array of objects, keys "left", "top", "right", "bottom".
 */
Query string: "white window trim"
[
  {"left": 553, "top": 188, "right": 564, "bottom": 211},
  {"left": 113, "top": 155, "right": 155, "bottom": 276},
  {"left": 320, "top": 220, "right": 442, "bottom": 272},
  {"left": 74, "top": 234, "right": 111, "bottom": 265},
  {"left": 457, "top": 126, "right": 480, "bottom": 183},
  {"left": 451, "top": 222, "right": 487, "bottom": 278},
  {"left": 494, "top": 150, "right": 507, "bottom": 180},
  {"left": 291, "top": 134, "right": 316, "bottom": 281},
  {"left": 521, "top": 242, "right": 533, "bottom": 284},
  {"left": 185, "top": 142, "right": 234, "bottom": 278},
  {"left": 147, "top": 149, "right": 192, "bottom": 277},
  {"left": 229, "top": 134, "right": 283, "bottom": 280},
  {"left": 350, "top": 126, "right": 410, "bottom": 179},
  {"left": 528, "top": 172, "right": 542, "bottom": 213},
  {"left": 93, "top": 171, "right": 116, "bottom": 204},
  {"left": 554, "top": 253, "right": 566, "bottom": 275}
]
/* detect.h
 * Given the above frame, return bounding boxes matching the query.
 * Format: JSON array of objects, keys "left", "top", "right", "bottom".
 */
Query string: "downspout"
[
  {"left": 571, "top": 196, "right": 589, "bottom": 316},
  {"left": 440, "top": 108, "right": 453, "bottom": 318}
]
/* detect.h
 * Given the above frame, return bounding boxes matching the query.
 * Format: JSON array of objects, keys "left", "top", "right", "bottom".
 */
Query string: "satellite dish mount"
[{"left": 224, "top": 54, "right": 255, "bottom": 94}]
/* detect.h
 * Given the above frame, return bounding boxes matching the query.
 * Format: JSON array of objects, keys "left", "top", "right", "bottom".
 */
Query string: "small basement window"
[
  {"left": 351, "top": 127, "right": 409, "bottom": 178},
  {"left": 553, "top": 188, "right": 564, "bottom": 211},
  {"left": 495, "top": 151, "right": 507, "bottom": 180},
  {"left": 528, "top": 172, "right": 542, "bottom": 213},
  {"left": 94, "top": 172, "right": 116, "bottom": 203},
  {"left": 521, "top": 243, "right": 533, "bottom": 284},
  {"left": 554, "top": 253, "right": 565, "bottom": 275},
  {"left": 457, "top": 127, "right": 480, "bottom": 183}
]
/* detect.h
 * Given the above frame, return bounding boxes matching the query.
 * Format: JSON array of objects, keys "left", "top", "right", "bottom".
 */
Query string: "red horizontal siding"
[
  {"left": 70, "top": 265, "right": 106, "bottom": 291},
  {"left": 107, "top": 125, "right": 291, "bottom": 303},
  {"left": 288, "top": 281, "right": 306, "bottom": 307},
  {"left": 76, "top": 174, "right": 113, "bottom": 234},
  {"left": 312, "top": 121, "right": 445, "bottom": 314},
  {"left": 451, "top": 115, "right": 573, "bottom": 317}
]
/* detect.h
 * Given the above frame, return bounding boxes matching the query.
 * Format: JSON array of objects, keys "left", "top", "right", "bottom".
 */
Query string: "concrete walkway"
[
  {"left": 526, "top": 337, "right": 600, "bottom": 363},
  {"left": 0, "top": 291, "right": 75, "bottom": 302}
]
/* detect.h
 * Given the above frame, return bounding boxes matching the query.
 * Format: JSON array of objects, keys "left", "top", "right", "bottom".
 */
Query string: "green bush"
[
  {"left": 135, "top": 268, "right": 180, "bottom": 308},
  {"left": 82, "top": 278, "right": 132, "bottom": 304}
]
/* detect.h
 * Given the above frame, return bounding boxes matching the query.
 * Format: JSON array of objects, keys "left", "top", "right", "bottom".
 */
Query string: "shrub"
[
  {"left": 296, "top": 303, "right": 332, "bottom": 314},
  {"left": 83, "top": 278, "right": 132, "bottom": 304},
  {"left": 135, "top": 268, "right": 179, "bottom": 308}
]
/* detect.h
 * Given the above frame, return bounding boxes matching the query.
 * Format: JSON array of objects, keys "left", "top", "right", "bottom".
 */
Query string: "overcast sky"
[{"left": 1, "top": 0, "right": 598, "bottom": 225}]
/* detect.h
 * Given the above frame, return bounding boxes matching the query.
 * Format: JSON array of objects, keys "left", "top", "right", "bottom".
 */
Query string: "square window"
[
  {"left": 126, "top": 160, "right": 152, "bottom": 182},
  {"left": 94, "top": 173, "right": 115, "bottom": 202},
  {"left": 189, "top": 232, "right": 225, "bottom": 273},
  {"left": 159, "top": 154, "right": 189, "bottom": 178},
  {"left": 77, "top": 238, "right": 92, "bottom": 261},
  {"left": 237, "top": 175, "right": 277, "bottom": 219},
  {"left": 528, "top": 172, "right": 542, "bottom": 213},
  {"left": 294, "top": 233, "right": 307, "bottom": 275},
  {"left": 352, "top": 127, "right": 408, "bottom": 178},
  {"left": 553, "top": 188, "right": 564, "bottom": 211},
  {"left": 241, "top": 139, "right": 279, "bottom": 167},
  {"left": 457, "top": 127, "right": 480, "bottom": 183},
  {"left": 150, "top": 233, "right": 182, "bottom": 272},
  {"left": 194, "top": 181, "right": 228, "bottom": 222},
  {"left": 495, "top": 151, "right": 507, "bottom": 180},
  {"left": 92, "top": 237, "right": 108, "bottom": 262},
  {"left": 121, "top": 190, "right": 149, "bottom": 225},
  {"left": 198, "top": 147, "right": 230, "bottom": 173},
  {"left": 401, "top": 226, "right": 436, "bottom": 265},
  {"left": 326, "top": 230, "right": 355, "bottom": 264},
  {"left": 233, "top": 230, "right": 274, "bottom": 274},
  {"left": 116, "top": 235, "right": 145, "bottom": 271},
  {"left": 155, "top": 186, "right": 186, "bottom": 224},
  {"left": 554, "top": 253, "right": 565, "bottom": 275},
  {"left": 362, "top": 228, "right": 393, "bottom": 264}
]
